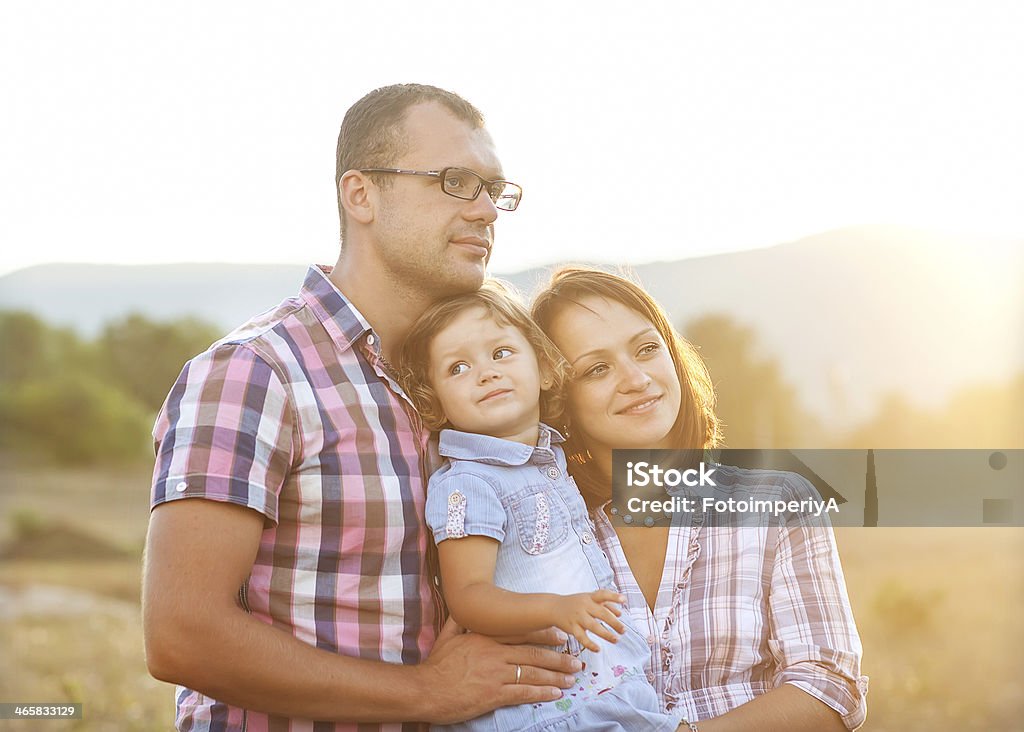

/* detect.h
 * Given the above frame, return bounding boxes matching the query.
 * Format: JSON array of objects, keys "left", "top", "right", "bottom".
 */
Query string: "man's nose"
[{"left": 463, "top": 187, "right": 499, "bottom": 225}]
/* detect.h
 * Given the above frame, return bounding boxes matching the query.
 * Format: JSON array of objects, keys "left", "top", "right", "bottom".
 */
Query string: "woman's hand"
[{"left": 545, "top": 589, "right": 627, "bottom": 652}]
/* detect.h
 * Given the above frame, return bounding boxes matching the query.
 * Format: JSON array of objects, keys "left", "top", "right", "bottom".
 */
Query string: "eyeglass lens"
[{"left": 441, "top": 168, "right": 521, "bottom": 211}]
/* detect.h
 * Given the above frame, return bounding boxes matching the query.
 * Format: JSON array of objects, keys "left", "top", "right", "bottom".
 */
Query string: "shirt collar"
[
  {"left": 439, "top": 424, "right": 565, "bottom": 466},
  {"left": 299, "top": 265, "right": 373, "bottom": 353}
]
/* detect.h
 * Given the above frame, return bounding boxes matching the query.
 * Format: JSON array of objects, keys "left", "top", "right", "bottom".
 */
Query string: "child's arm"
[{"left": 438, "top": 535, "right": 627, "bottom": 652}]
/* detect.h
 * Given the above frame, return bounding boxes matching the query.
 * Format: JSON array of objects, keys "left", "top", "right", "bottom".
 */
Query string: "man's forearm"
[{"left": 146, "top": 604, "right": 436, "bottom": 723}]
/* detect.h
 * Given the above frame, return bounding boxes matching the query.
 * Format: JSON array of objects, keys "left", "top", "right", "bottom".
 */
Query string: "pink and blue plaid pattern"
[{"left": 152, "top": 266, "right": 437, "bottom": 732}]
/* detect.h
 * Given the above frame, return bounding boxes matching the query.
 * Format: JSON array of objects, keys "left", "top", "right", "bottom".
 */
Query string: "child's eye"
[
  {"left": 493, "top": 347, "right": 514, "bottom": 360},
  {"left": 449, "top": 362, "right": 470, "bottom": 376}
]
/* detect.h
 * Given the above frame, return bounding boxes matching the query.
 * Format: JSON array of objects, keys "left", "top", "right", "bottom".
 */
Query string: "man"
[{"left": 143, "top": 84, "right": 579, "bottom": 731}]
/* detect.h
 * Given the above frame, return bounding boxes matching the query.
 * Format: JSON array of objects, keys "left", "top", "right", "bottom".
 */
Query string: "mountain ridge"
[{"left": 2, "top": 226, "right": 1021, "bottom": 427}]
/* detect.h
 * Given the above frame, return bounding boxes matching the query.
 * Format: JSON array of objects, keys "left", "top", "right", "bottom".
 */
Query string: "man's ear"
[{"left": 339, "top": 170, "right": 375, "bottom": 226}]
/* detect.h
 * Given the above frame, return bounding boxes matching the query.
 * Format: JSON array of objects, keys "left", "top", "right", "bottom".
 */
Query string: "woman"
[{"left": 532, "top": 267, "right": 868, "bottom": 731}]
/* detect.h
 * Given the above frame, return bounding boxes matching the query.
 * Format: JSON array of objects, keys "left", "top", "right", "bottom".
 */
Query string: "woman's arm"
[
  {"left": 438, "top": 535, "right": 626, "bottom": 651},
  {"left": 690, "top": 684, "right": 845, "bottom": 731},
  {"left": 668, "top": 480, "right": 866, "bottom": 730}
]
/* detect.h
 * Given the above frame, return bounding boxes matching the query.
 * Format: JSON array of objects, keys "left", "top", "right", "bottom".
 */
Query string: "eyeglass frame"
[{"left": 357, "top": 167, "right": 522, "bottom": 211}]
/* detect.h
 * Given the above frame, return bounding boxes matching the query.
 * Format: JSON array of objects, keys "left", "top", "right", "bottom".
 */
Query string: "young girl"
[{"left": 400, "top": 282, "right": 687, "bottom": 732}]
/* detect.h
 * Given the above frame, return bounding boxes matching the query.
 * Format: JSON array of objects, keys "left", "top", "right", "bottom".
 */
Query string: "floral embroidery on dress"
[
  {"left": 446, "top": 490, "right": 467, "bottom": 539},
  {"left": 528, "top": 492, "right": 550, "bottom": 555}
]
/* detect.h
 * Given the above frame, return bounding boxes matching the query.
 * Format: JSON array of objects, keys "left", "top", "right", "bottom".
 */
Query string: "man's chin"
[{"left": 440, "top": 265, "right": 487, "bottom": 296}]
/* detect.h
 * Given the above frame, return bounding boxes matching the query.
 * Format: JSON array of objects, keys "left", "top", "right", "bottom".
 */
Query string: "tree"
[
  {"left": 0, "top": 372, "right": 152, "bottom": 464},
  {"left": 682, "top": 314, "right": 822, "bottom": 448},
  {"left": 0, "top": 310, "right": 86, "bottom": 385},
  {"left": 95, "top": 313, "right": 222, "bottom": 411}
]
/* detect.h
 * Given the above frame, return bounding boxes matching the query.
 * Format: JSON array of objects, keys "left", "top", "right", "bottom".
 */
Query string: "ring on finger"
[{"left": 514, "top": 664, "right": 522, "bottom": 685}]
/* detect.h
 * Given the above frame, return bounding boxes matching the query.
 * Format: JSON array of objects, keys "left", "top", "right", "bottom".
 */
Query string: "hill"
[{"left": 1, "top": 225, "right": 1021, "bottom": 427}]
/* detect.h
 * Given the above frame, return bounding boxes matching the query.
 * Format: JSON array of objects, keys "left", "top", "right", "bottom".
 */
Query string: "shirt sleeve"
[
  {"left": 151, "top": 343, "right": 295, "bottom": 525},
  {"left": 768, "top": 474, "right": 869, "bottom": 729},
  {"left": 425, "top": 470, "right": 506, "bottom": 545}
]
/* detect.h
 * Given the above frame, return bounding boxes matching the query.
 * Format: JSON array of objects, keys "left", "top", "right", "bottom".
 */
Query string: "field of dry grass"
[{"left": 1, "top": 466, "right": 1022, "bottom": 730}]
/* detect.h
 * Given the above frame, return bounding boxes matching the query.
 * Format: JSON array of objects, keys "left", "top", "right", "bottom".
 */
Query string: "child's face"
[{"left": 428, "top": 307, "right": 547, "bottom": 444}]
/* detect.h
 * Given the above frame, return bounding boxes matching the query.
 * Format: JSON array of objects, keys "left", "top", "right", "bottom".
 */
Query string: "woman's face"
[{"left": 547, "top": 295, "right": 682, "bottom": 464}]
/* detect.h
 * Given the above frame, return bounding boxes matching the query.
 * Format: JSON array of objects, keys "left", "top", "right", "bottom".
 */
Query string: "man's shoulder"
[
  {"left": 207, "top": 264, "right": 353, "bottom": 354},
  {"left": 172, "top": 292, "right": 329, "bottom": 395},
  {"left": 215, "top": 294, "right": 310, "bottom": 350}
]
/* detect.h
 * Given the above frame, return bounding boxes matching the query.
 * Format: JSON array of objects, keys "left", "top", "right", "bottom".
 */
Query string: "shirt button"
[
  {"left": 546, "top": 466, "right": 560, "bottom": 479},
  {"left": 366, "top": 334, "right": 376, "bottom": 346},
  {"left": 582, "top": 532, "right": 594, "bottom": 544},
  {"left": 174, "top": 481, "right": 188, "bottom": 493},
  {"left": 647, "top": 635, "right": 655, "bottom": 644}
]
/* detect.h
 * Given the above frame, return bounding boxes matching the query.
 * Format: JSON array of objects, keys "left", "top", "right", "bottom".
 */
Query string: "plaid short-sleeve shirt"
[{"left": 152, "top": 266, "right": 439, "bottom": 732}]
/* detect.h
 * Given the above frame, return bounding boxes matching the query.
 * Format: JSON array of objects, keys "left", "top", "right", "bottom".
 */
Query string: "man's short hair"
[{"left": 335, "top": 83, "right": 486, "bottom": 239}]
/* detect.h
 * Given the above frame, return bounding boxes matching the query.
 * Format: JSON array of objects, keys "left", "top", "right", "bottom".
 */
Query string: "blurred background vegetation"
[{"left": 1, "top": 308, "right": 1021, "bottom": 730}]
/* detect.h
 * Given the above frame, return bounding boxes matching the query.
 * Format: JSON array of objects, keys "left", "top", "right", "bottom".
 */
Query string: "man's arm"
[{"left": 143, "top": 499, "right": 580, "bottom": 724}]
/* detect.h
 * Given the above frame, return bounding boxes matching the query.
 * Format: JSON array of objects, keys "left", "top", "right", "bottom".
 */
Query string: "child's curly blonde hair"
[{"left": 399, "top": 280, "right": 572, "bottom": 432}]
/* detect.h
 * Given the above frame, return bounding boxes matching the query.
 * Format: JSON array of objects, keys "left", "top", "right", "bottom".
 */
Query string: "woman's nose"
[{"left": 618, "top": 361, "right": 652, "bottom": 392}]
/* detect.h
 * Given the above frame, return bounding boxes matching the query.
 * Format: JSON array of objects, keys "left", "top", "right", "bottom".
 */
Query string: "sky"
[{"left": 1, "top": 1, "right": 1022, "bottom": 277}]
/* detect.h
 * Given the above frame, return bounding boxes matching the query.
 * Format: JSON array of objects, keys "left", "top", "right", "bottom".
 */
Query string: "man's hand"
[
  {"left": 489, "top": 627, "right": 569, "bottom": 646},
  {"left": 417, "top": 619, "right": 582, "bottom": 725},
  {"left": 546, "top": 590, "right": 626, "bottom": 653}
]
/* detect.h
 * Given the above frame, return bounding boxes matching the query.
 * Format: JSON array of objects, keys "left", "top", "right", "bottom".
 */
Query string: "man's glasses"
[{"left": 358, "top": 167, "right": 522, "bottom": 211}]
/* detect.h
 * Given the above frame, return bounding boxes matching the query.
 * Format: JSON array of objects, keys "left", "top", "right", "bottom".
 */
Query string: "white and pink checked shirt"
[
  {"left": 152, "top": 266, "right": 439, "bottom": 732},
  {"left": 593, "top": 466, "right": 869, "bottom": 729}
]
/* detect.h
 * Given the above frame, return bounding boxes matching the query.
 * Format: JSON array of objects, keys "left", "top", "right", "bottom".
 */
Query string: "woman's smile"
[{"left": 616, "top": 394, "right": 663, "bottom": 415}]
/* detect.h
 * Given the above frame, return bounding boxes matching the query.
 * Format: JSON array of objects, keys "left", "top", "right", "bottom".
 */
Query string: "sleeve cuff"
[{"left": 779, "top": 674, "right": 869, "bottom": 730}]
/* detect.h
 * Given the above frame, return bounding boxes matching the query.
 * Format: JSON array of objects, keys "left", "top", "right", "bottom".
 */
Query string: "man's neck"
[{"left": 328, "top": 250, "right": 434, "bottom": 364}]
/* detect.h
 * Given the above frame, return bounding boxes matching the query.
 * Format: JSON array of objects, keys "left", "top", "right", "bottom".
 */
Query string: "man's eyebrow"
[{"left": 569, "top": 327, "right": 660, "bottom": 366}]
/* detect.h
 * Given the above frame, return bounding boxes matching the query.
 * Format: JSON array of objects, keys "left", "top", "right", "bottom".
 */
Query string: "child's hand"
[{"left": 547, "top": 589, "right": 627, "bottom": 653}]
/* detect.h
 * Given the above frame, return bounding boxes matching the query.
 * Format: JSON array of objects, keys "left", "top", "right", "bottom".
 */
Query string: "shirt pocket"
[{"left": 509, "top": 490, "right": 570, "bottom": 555}]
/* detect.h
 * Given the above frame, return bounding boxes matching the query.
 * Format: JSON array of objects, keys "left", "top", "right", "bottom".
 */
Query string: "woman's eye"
[
  {"left": 582, "top": 363, "right": 609, "bottom": 378},
  {"left": 638, "top": 342, "right": 660, "bottom": 356},
  {"left": 449, "top": 362, "right": 470, "bottom": 376},
  {"left": 493, "top": 347, "right": 513, "bottom": 360}
]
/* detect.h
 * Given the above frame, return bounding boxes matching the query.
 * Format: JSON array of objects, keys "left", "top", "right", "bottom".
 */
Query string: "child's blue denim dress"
[{"left": 425, "top": 425, "right": 682, "bottom": 732}]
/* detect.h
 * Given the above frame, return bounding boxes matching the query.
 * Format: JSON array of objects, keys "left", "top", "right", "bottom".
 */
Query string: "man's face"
[{"left": 372, "top": 102, "right": 503, "bottom": 299}]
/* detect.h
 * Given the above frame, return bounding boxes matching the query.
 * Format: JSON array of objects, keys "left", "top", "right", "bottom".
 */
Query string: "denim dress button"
[
  {"left": 546, "top": 466, "right": 560, "bottom": 479},
  {"left": 582, "top": 532, "right": 594, "bottom": 544}
]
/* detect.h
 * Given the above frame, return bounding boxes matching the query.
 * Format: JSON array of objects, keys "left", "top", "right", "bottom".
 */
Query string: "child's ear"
[{"left": 540, "top": 366, "right": 554, "bottom": 391}]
